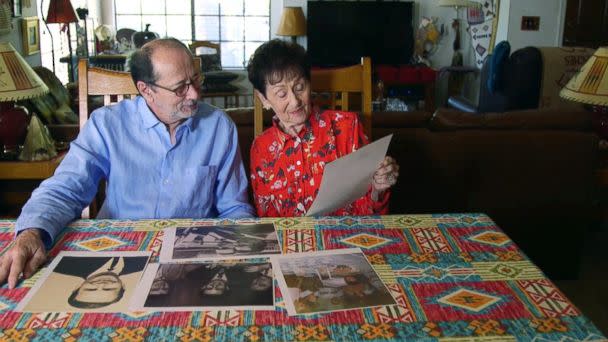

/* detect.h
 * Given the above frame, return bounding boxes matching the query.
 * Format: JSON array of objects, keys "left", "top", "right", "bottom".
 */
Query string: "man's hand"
[
  {"left": 0, "top": 228, "right": 47, "bottom": 289},
  {"left": 371, "top": 156, "right": 399, "bottom": 200}
]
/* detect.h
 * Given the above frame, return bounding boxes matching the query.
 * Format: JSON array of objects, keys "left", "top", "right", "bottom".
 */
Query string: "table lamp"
[
  {"left": 276, "top": 7, "right": 306, "bottom": 44},
  {"left": 438, "top": 0, "right": 480, "bottom": 65},
  {"left": 0, "top": 42, "right": 49, "bottom": 156},
  {"left": 46, "top": 0, "right": 78, "bottom": 82},
  {"left": 560, "top": 47, "right": 608, "bottom": 139}
]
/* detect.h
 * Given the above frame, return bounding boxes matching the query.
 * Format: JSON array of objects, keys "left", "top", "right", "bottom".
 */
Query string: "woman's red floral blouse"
[{"left": 250, "top": 109, "right": 390, "bottom": 217}]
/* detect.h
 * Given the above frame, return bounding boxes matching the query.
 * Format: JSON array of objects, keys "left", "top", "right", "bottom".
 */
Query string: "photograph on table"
[
  {"left": 272, "top": 248, "right": 396, "bottom": 316},
  {"left": 130, "top": 259, "right": 275, "bottom": 311},
  {"left": 160, "top": 223, "right": 281, "bottom": 262},
  {"left": 16, "top": 251, "right": 151, "bottom": 313}
]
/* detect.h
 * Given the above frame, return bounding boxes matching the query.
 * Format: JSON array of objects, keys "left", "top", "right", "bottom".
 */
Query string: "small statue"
[{"left": 413, "top": 17, "right": 445, "bottom": 66}]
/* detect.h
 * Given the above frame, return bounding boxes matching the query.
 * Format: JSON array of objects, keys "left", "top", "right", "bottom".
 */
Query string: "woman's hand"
[{"left": 371, "top": 156, "right": 399, "bottom": 200}]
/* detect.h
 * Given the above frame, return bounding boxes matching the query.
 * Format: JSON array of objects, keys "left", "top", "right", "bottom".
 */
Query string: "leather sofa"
[{"left": 227, "top": 107, "right": 599, "bottom": 280}]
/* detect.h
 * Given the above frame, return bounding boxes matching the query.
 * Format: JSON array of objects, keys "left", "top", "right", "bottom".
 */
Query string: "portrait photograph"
[
  {"left": 160, "top": 223, "right": 281, "bottom": 262},
  {"left": 17, "top": 251, "right": 151, "bottom": 313},
  {"left": 272, "top": 248, "right": 396, "bottom": 316},
  {"left": 21, "top": 16, "right": 40, "bottom": 55},
  {"left": 130, "top": 259, "right": 275, "bottom": 311}
]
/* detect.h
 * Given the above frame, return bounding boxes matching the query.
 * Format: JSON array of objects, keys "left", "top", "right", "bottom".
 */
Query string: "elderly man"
[{"left": 0, "top": 38, "right": 254, "bottom": 289}]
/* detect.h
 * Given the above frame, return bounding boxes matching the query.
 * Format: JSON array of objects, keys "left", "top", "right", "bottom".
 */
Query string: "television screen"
[{"left": 307, "top": 1, "right": 414, "bottom": 67}]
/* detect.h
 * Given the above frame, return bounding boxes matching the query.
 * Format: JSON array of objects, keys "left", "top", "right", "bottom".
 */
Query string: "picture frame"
[
  {"left": 21, "top": 16, "right": 39, "bottom": 55},
  {"left": 11, "top": 0, "right": 21, "bottom": 17}
]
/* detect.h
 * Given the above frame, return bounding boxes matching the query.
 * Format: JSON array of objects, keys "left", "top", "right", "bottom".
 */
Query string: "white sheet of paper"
[{"left": 306, "top": 134, "right": 393, "bottom": 216}]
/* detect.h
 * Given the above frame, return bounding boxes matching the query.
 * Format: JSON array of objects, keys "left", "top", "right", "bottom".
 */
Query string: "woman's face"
[{"left": 257, "top": 72, "right": 311, "bottom": 134}]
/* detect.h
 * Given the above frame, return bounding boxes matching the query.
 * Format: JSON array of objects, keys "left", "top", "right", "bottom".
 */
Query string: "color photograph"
[
  {"left": 160, "top": 223, "right": 281, "bottom": 262},
  {"left": 131, "top": 259, "right": 275, "bottom": 311},
  {"left": 16, "top": 251, "right": 150, "bottom": 313},
  {"left": 272, "top": 248, "right": 395, "bottom": 316}
]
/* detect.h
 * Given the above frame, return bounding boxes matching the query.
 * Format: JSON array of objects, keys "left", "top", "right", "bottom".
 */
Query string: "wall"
[
  {"left": 2, "top": 0, "right": 41, "bottom": 67},
  {"left": 495, "top": 0, "right": 566, "bottom": 51},
  {"left": 89, "top": 0, "right": 568, "bottom": 108}
]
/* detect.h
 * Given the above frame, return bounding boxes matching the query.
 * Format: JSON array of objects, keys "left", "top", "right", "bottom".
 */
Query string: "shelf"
[{"left": 0, "top": 153, "right": 65, "bottom": 180}]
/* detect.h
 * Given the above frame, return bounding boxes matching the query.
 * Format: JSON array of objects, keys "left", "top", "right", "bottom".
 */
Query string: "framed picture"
[
  {"left": 21, "top": 17, "right": 39, "bottom": 55},
  {"left": 11, "top": 0, "right": 21, "bottom": 17}
]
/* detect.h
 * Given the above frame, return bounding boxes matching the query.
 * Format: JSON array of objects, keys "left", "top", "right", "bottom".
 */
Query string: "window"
[{"left": 114, "top": 0, "right": 270, "bottom": 69}]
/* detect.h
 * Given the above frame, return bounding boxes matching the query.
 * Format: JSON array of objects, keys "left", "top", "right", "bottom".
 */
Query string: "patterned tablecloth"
[{"left": 0, "top": 214, "right": 605, "bottom": 341}]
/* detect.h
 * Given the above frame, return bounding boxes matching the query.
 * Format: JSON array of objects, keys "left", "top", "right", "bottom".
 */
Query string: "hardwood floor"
[{"left": 554, "top": 226, "right": 608, "bottom": 334}]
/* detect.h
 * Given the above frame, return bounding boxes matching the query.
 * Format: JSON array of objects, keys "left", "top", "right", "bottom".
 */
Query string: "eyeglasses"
[{"left": 149, "top": 76, "right": 201, "bottom": 97}]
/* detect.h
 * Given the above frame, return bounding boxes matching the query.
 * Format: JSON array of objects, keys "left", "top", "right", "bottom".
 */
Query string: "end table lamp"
[
  {"left": 277, "top": 7, "right": 306, "bottom": 44},
  {"left": 438, "top": 0, "right": 480, "bottom": 65},
  {"left": 560, "top": 47, "right": 608, "bottom": 139},
  {"left": 46, "top": 0, "right": 79, "bottom": 82},
  {"left": 0, "top": 42, "right": 49, "bottom": 157}
]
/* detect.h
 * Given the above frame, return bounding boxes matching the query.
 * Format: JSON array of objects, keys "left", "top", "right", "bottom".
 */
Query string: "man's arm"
[
  {"left": 3, "top": 113, "right": 110, "bottom": 287},
  {"left": 214, "top": 117, "right": 255, "bottom": 218},
  {"left": 16, "top": 114, "right": 110, "bottom": 245}
]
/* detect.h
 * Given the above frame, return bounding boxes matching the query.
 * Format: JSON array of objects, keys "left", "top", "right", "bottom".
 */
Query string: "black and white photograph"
[
  {"left": 130, "top": 259, "right": 275, "bottom": 311},
  {"left": 16, "top": 251, "right": 150, "bottom": 313},
  {"left": 160, "top": 223, "right": 281, "bottom": 262},
  {"left": 272, "top": 248, "right": 395, "bottom": 316}
]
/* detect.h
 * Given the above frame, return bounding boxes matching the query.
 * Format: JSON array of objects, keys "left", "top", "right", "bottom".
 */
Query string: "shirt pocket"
[{"left": 177, "top": 165, "right": 217, "bottom": 211}]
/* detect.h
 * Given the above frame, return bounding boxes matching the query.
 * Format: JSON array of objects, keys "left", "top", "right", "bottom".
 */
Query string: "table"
[{"left": 0, "top": 214, "right": 604, "bottom": 341}]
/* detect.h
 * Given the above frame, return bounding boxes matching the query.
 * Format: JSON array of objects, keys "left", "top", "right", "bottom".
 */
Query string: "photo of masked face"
[{"left": 17, "top": 252, "right": 150, "bottom": 313}]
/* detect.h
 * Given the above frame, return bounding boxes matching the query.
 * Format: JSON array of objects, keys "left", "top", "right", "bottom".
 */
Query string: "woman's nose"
[{"left": 287, "top": 90, "right": 302, "bottom": 106}]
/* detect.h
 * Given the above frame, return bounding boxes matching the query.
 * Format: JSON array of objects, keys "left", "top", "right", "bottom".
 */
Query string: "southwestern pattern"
[{"left": 0, "top": 214, "right": 604, "bottom": 341}]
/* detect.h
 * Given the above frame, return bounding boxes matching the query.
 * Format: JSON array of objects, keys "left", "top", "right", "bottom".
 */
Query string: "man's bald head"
[{"left": 128, "top": 38, "right": 193, "bottom": 85}]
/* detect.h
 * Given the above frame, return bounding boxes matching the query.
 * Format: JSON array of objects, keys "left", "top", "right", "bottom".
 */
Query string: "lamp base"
[
  {"left": 0, "top": 102, "right": 29, "bottom": 159},
  {"left": 592, "top": 105, "right": 608, "bottom": 140}
]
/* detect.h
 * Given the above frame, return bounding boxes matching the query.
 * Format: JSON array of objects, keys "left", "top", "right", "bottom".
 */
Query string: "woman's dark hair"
[
  {"left": 128, "top": 38, "right": 192, "bottom": 86},
  {"left": 247, "top": 39, "right": 311, "bottom": 96}
]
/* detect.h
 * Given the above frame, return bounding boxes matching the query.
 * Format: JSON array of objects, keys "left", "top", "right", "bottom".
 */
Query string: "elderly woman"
[{"left": 247, "top": 40, "right": 399, "bottom": 217}]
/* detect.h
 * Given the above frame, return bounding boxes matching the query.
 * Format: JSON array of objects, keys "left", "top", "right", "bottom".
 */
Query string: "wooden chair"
[
  {"left": 78, "top": 59, "right": 138, "bottom": 129},
  {"left": 189, "top": 41, "right": 221, "bottom": 72},
  {"left": 77, "top": 57, "right": 202, "bottom": 217},
  {"left": 253, "top": 57, "right": 373, "bottom": 137},
  {"left": 77, "top": 59, "right": 138, "bottom": 218}
]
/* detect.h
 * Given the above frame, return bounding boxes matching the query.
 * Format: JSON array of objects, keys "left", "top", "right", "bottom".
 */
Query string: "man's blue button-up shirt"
[{"left": 16, "top": 97, "right": 254, "bottom": 246}]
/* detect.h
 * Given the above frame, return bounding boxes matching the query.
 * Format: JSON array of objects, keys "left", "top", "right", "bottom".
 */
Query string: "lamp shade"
[
  {"left": 560, "top": 47, "right": 608, "bottom": 106},
  {"left": 277, "top": 7, "right": 306, "bottom": 37},
  {"left": 46, "top": 0, "right": 78, "bottom": 24},
  {"left": 438, "top": 0, "right": 480, "bottom": 8},
  {"left": 0, "top": 42, "right": 49, "bottom": 101}
]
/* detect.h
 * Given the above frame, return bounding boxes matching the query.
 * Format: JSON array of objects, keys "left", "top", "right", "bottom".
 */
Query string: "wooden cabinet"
[
  {"left": 564, "top": 0, "right": 608, "bottom": 47},
  {"left": 0, "top": 154, "right": 65, "bottom": 217},
  {"left": 0, "top": 154, "right": 64, "bottom": 180}
]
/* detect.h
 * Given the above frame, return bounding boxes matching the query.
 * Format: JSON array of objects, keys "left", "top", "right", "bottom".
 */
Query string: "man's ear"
[
  {"left": 137, "top": 81, "right": 154, "bottom": 101},
  {"left": 254, "top": 90, "right": 271, "bottom": 110}
]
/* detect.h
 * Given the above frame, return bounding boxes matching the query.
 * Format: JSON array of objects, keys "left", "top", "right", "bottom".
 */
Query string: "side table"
[{"left": 0, "top": 153, "right": 65, "bottom": 217}]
